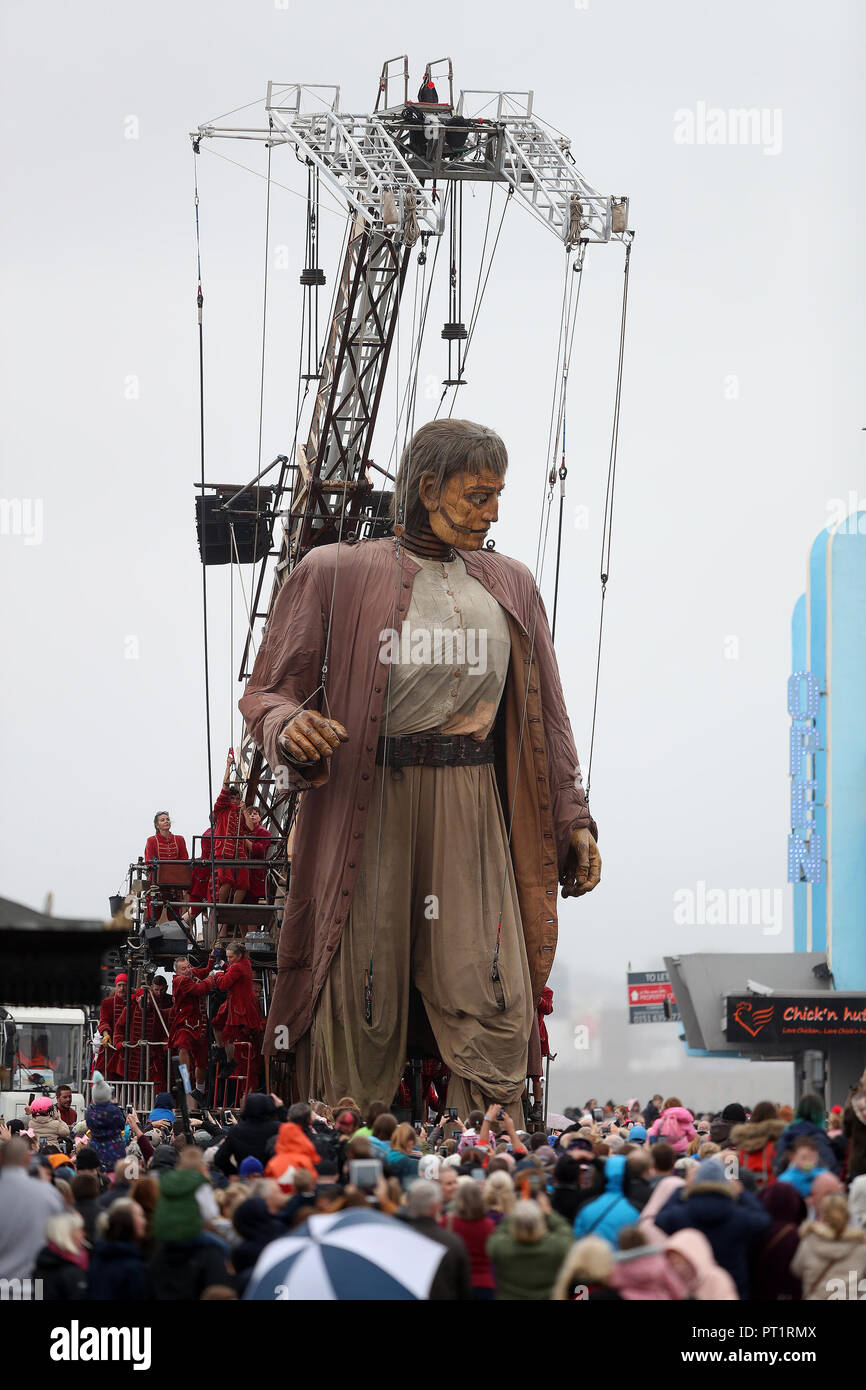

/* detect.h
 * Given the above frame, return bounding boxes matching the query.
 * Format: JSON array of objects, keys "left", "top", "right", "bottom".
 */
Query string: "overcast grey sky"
[{"left": 2, "top": 0, "right": 864, "bottom": 1107}]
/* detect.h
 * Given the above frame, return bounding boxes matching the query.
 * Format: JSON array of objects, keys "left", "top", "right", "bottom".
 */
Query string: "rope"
[
  {"left": 192, "top": 147, "right": 220, "bottom": 915},
  {"left": 490, "top": 239, "right": 586, "bottom": 990},
  {"left": 565, "top": 193, "right": 583, "bottom": 248},
  {"left": 586, "top": 239, "right": 632, "bottom": 799},
  {"left": 402, "top": 188, "right": 420, "bottom": 247}
]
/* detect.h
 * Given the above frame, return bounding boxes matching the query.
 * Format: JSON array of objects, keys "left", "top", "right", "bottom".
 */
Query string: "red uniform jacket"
[
  {"left": 95, "top": 992, "right": 127, "bottom": 1079},
  {"left": 247, "top": 826, "right": 272, "bottom": 900},
  {"left": 168, "top": 965, "right": 214, "bottom": 1047},
  {"left": 537, "top": 986, "right": 554, "bottom": 1059},
  {"left": 114, "top": 989, "right": 171, "bottom": 1085},
  {"left": 213, "top": 957, "right": 265, "bottom": 1033},
  {"left": 144, "top": 833, "right": 189, "bottom": 864},
  {"left": 213, "top": 791, "right": 247, "bottom": 862}
]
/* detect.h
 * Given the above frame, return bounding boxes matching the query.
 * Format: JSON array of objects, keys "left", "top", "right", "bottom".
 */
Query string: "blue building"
[
  {"left": 790, "top": 513, "right": 866, "bottom": 989},
  {"left": 666, "top": 512, "right": 866, "bottom": 1105}
]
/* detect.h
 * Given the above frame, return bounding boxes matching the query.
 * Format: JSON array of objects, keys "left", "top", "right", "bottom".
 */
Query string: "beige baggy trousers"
[{"left": 309, "top": 761, "right": 533, "bottom": 1125}]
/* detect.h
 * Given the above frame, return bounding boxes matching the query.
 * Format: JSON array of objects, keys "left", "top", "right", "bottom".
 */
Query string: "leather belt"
[{"left": 376, "top": 732, "right": 495, "bottom": 770}]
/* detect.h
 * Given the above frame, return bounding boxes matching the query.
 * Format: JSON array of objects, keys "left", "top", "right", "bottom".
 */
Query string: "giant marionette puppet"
[{"left": 240, "top": 418, "right": 601, "bottom": 1123}]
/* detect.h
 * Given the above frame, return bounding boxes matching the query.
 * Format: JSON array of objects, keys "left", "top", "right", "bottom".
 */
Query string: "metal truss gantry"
[{"left": 192, "top": 67, "right": 631, "bottom": 833}]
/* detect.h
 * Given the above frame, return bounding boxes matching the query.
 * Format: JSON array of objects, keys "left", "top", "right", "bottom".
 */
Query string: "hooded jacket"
[
  {"left": 153, "top": 1169, "right": 207, "bottom": 1243},
  {"left": 750, "top": 1181, "right": 805, "bottom": 1301},
  {"left": 213, "top": 1093, "right": 286, "bottom": 1176},
  {"left": 790, "top": 1220, "right": 866, "bottom": 1299},
  {"left": 609, "top": 1244, "right": 686, "bottom": 1300},
  {"left": 264, "top": 1122, "right": 321, "bottom": 1187},
  {"left": 487, "top": 1210, "right": 574, "bottom": 1300},
  {"left": 774, "top": 1120, "right": 839, "bottom": 1176},
  {"left": 84, "top": 1101, "right": 127, "bottom": 1169},
  {"left": 34, "top": 1244, "right": 89, "bottom": 1300},
  {"left": 664, "top": 1228, "right": 738, "bottom": 1300},
  {"left": 87, "top": 1239, "right": 150, "bottom": 1301},
  {"left": 148, "top": 1236, "right": 228, "bottom": 1301},
  {"left": 573, "top": 1155, "right": 640, "bottom": 1246},
  {"left": 730, "top": 1118, "right": 786, "bottom": 1186},
  {"left": 654, "top": 1161, "right": 771, "bottom": 1298},
  {"left": 843, "top": 1086, "right": 866, "bottom": 1180},
  {"left": 638, "top": 1173, "right": 684, "bottom": 1245},
  {"left": 646, "top": 1106, "right": 696, "bottom": 1155},
  {"left": 28, "top": 1110, "right": 71, "bottom": 1148},
  {"left": 231, "top": 1196, "right": 286, "bottom": 1277}
]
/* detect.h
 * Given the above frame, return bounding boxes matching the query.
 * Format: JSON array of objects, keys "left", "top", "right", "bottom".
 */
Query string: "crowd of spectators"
[{"left": 2, "top": 1076, "right": 866, "bottom": 1300}]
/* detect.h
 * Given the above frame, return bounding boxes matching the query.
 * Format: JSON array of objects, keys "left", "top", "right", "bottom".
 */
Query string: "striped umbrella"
[{"left": 243, "top": 1207, "right": 447, "bottom": 1301}]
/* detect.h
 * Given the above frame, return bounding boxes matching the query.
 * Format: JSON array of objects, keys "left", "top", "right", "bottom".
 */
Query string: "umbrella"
[
  {"left": 243, "top": 1207, "right": 447, "bottom": 1301},
  {"left": 545, "top": 1112, "right": 573, "bottom": 1132}
]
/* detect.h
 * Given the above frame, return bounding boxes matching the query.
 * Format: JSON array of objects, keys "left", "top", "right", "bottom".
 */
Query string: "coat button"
[
  {"left": 348, "top": 861, "right": 355, "bottom": 869},
  {"left": 362, "top": 773, "right": 370, "bottom": 781},
  {"left": 403, "top": 581, "right": 410, "bottom": 589},
  {"left": 366, "top": 745, "right": 374, "bottom": 753},
  {"left": 370, "top": 715, "right": 377, "bottom": 722},
  {"left": 375, "top": 687, "right": 382, "bottom": 694},
  {"left": 342, "top": 889, "right": 349, "bottom": 897},
  {"left": 353, "top": 832, "right": 362, "bottom": 839},
  {"left": 357, "top": 803, "right": 366, "bottom": 811}
]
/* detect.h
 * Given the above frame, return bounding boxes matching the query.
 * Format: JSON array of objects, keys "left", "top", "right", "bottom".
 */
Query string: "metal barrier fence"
[{"left": 82, "top": 1078, "right": 156, "bottom": 1115}]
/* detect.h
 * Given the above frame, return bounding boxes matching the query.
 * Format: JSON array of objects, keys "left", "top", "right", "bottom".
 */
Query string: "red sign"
[{"left": 628, "top": 982, "right": 675, "bottom": 1007}]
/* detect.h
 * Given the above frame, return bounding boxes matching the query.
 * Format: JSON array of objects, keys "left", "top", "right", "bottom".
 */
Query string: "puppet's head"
[{"left": 393, "top": 418, "right": 507, "bottom": 551}]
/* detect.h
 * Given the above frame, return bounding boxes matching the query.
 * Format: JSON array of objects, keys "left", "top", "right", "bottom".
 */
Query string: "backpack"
[
  {"left": 659, "top": 1112, "right": 681, "bottom": 1144},
  {"left": 739, "top": 1143, "right": 775, "bottom": 1188}
]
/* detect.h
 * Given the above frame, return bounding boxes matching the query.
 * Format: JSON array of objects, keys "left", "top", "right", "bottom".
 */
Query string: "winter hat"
[
  {"left": 30, "top": 1096, "right": 55, "bottom": 1115},
  {"left": 694, "top": 1158, "right": 727, "bottom": 1186},
  {"left": 114, "top": 974, "right": 128, "bottom": 984},
  {"left": 628, "top": 1125, "right": 647, "bottom": 1144},
  {"left": 91, "top": 1071, "right": 112, "bottom": 1104},
  {"left": 239, "top": 1156, "right": 265, "bottom": 1178},
  {"left": 148, "top": 1093, "right": 175, "bottom": 1124},
  {"left": 149, "top": 1144, "right": 179, "bottom": 1172},
  {"left": 153, "top": 1169, "right": 206, "bottom": 1242},
  {"left": 721, "top": 1103, "right": 747, "bottom": 1125}
]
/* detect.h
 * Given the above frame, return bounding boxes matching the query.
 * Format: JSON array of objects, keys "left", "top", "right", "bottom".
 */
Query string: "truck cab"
[{"left": 0, "top": 1005, "right": 88, "bottom": 1121}]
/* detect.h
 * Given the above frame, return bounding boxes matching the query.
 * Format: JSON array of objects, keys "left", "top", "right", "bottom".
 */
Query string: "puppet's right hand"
[{"left": 279, "top": 710, "right": 348, "bottom": 765}]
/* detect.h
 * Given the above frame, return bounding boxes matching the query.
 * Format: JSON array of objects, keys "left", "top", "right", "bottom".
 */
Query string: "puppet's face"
[{"left": 420, "top": 467, "right": 504, "bottom": 550}]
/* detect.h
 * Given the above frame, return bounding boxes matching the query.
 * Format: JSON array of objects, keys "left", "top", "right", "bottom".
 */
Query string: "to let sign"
[{"left": 628, "top": 971, "right": 679, "bottom": 1024}]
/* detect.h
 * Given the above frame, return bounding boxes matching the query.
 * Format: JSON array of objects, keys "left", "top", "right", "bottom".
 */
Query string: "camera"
[{"left": 348, "top": 1158, "right": 383, "bottom": 1193}]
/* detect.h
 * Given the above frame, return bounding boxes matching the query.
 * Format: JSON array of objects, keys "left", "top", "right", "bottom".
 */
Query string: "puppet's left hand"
[{"left": 561, "top": 827, "right": 602, "bottom": 898}]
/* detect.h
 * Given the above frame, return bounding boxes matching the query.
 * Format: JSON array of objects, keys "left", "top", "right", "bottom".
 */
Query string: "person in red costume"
[
  {"left": 113, "top": 976, "right": 172, "bottom": 1088},
  {"left": 211, "top": 942, "right": 265, "bottom": 1074},
  {"left": 144, "top": 812, "right": 189, "bottom": 867},
  {"left": 184, "top": 828, "right": 214, "bottom": 927},
  {"left": 145, "top": 812, "right": 190, "bottom": 923},
  {"left": 243, "top": 806, "right": 272, "bottom": 902},
  {"left": 168, "top": 956, "right": 217, "bottom": 1093},
  {"left": 212, "top": 752, "right": 250, "bottom": 907},
  {"left": 94, "top": 975, "right": 128, "bottom": 1081}
]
